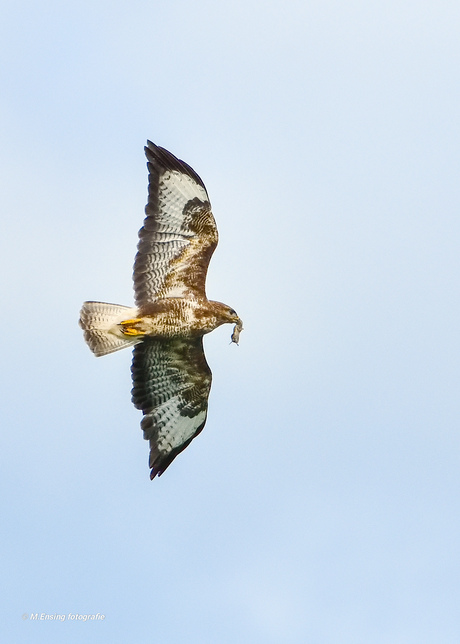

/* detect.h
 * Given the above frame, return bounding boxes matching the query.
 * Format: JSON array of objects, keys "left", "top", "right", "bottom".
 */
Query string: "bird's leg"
[{"left": 120, "top": 319, "right": 146, "bottom": 337}]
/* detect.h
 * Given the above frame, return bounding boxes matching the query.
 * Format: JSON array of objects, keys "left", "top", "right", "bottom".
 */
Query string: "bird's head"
[{"left": 211, "top": 302, "right": 243, "bottom": 343}]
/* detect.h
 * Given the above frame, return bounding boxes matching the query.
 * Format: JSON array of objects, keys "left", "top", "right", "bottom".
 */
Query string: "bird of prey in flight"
[{"left": 79, "top": 142, "right": 243, "bottom": 479}]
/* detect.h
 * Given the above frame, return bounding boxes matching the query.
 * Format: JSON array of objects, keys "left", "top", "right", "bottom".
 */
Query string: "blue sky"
[{"left": 1, "top": 1, "right": 460, "bottom": 642}]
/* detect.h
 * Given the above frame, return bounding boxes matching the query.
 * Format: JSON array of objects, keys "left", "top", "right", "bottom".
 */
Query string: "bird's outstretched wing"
[
  {"left": 133, "top": 142, "right": 218, "bottom": 308},
  {"left": 131, "top": 337, "right": 212, "bottom": 479}
]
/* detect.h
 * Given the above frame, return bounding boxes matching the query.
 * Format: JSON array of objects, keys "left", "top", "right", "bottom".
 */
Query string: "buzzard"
[{"left": 79, "top": 142, "right": 243, "bottom": 479}]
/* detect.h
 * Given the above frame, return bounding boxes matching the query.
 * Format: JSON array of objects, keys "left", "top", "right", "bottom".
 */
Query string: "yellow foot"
[{"left": 120, "top": 319, "right": 145, "bottom": 337}]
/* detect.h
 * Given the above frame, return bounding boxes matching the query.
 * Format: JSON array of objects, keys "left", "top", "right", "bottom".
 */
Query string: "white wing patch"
[
  {"left": 142, "top": 401, "right": 207, "bottom": 455},
  {"left": 155, "top": 171, "right": 209, "bottom": 233}
]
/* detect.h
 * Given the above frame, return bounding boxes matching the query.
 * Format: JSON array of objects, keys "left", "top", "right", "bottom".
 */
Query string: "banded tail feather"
[{"left": 79, "top": 301, "right": 141, "bottom": 357}]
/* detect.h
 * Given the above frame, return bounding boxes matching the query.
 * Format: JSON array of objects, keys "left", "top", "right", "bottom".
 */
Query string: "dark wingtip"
[
  {"left": 150, "top": 466, "right": 165, "bottom": 480},
  {"left": 145, "top": 140, "right": 158, "bottom": 157},
  {"left": 143, "top": 140, "right": 208, "bottom": 193},
  {"left": 149, "top": 458, "right": 164, "bottom": 480}
]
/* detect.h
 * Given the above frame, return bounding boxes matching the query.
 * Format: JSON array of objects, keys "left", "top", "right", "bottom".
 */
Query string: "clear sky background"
[{"left": 1, "top": 1, "right": 460, "bottom": 642}]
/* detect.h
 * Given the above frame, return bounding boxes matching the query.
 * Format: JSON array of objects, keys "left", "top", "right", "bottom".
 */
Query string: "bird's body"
[
  {"left": 79, "top": 142, "right": 242, "bottom": 479},
  {"left": 120, "top": 298, "right": 239, "bottom": 339}
]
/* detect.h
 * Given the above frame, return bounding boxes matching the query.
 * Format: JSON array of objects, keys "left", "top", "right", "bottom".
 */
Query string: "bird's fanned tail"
[{"left": 79, "top": 301, "right": 141, "bottom": 357}]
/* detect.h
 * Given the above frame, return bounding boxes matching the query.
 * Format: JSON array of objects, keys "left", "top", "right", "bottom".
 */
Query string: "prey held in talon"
[{"left": 79, "top": 141, "right": 242, "bottom": 480}]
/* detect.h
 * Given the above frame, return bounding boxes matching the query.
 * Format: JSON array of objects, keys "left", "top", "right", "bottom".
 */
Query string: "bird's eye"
[{"left": 229, "top": 308, "right": 237, "bottom": 316}]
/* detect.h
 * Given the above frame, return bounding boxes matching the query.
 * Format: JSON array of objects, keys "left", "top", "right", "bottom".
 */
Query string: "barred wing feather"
[
  {"left": 133, "top": 142, "right": 218, "bottom": 307},
  {"left": 131, "top": 337, "right": 212, "bottom": 479}
]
